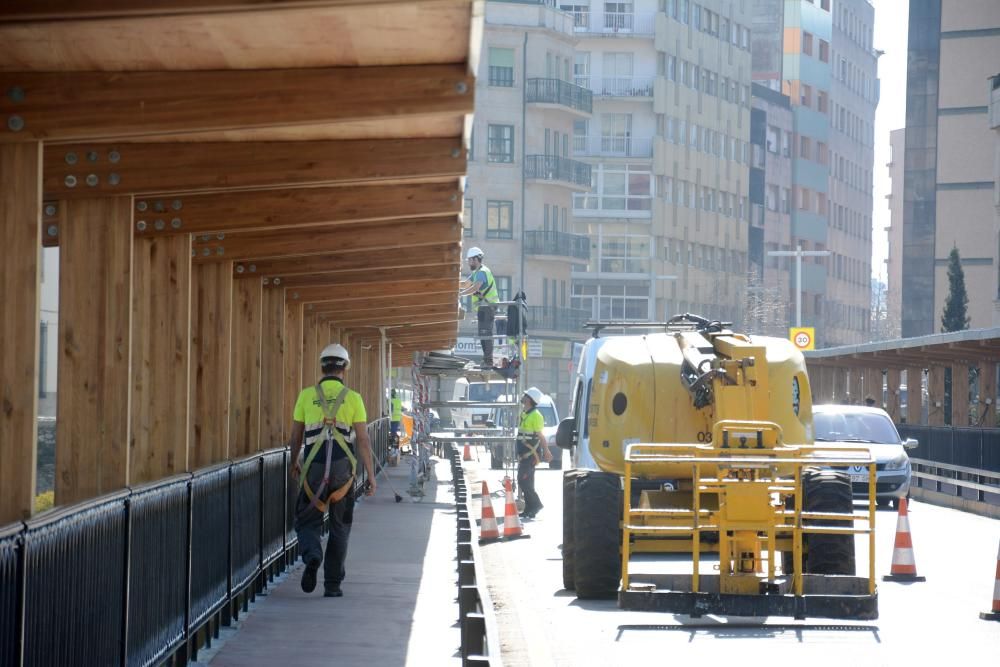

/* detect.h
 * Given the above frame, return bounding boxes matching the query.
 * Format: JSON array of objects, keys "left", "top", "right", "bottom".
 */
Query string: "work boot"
[
  {"left": 301, "top": 558, "right": 320, "bottom": 593},
  {"left": 324, "top": 585, "right": 343, "bottom": 598}
]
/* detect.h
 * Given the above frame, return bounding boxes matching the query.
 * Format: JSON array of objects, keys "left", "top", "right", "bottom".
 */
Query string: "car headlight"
[{"left": 885, "top": 452, "right": 909, "bottom": 470}]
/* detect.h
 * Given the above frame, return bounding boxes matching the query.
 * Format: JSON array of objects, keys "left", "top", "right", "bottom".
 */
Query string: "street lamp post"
[{"left": 766, "top": 244, "right": 831, "bottom": 328}]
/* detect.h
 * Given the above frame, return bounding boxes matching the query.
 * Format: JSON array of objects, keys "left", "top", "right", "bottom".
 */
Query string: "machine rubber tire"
[
  {"left": 796, "top": 468, "right": 856, "bottom": 575},
  {"left": 573, "top": 471, "right": 623, "bottom": 599},
  {"left": 562, "top": 470, "right": 584, "bottom": 590}
]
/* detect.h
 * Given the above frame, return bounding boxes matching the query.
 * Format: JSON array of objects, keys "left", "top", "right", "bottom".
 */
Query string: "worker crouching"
[{"left": 517, "top": 387, "right": 551, "bottom": 519}]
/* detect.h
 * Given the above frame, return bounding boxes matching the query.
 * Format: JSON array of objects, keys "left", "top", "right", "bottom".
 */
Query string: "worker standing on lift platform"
[
  {"left": 459, "top": 246, "right": 499, "bottom": 368},
  {"left": 517, "top": 387, "right": 551, "bottom": 519}
]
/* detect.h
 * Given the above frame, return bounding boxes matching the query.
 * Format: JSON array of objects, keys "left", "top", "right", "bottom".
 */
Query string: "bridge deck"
[{"left": 202, "top": 457, "right": 460, "bottom": 667}]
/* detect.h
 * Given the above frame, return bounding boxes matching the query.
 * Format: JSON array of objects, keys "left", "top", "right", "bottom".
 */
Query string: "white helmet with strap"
[
  {"left": 320, "top": 343, "right": 351, "bottom": 369},
  {"left": 466, "top": 246, "right": 484, "bottom": 260},
  {"left": 523, "top": 387, "right": 544, "bottom": 406}
]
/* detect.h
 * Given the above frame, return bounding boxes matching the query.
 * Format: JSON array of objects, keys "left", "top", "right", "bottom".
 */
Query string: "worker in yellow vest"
[
  {"left": 390, "top": 389, "right": 403, "bottom": 438},
  {"left": 286, "top": 343, "right": 376, "bottom": 598},
  {"left": 516, "top": 387, "right": 551, "bottom": 519},
  {"left": 459, "top": 247, "right": 500, "bottom": 368}
]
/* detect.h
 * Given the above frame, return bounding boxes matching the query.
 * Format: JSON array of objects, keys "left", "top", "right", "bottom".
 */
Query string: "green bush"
[{"left": 34, "top": 491, "right": 55, "bottom": 513}]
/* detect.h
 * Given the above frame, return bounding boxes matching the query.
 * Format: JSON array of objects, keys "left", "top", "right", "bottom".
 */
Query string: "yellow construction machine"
[{"left": 555, "top": 315, "right": 878, "bottom": 619}]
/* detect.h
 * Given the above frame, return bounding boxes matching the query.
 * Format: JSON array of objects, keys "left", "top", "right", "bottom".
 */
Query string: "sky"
[{"left": 870, "top": 0, "right": 909, "bottom": 284}]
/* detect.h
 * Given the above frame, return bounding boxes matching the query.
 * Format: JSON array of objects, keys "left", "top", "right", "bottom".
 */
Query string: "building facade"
[
  {"left": 466, "top": 1, "right": 595, "bottom": 412},
  {"left": 903, "top": 0, "right": 1000, "bottom": 336},
  {"left": 885, "top": 127, "right": 904, "bottom": 334}
]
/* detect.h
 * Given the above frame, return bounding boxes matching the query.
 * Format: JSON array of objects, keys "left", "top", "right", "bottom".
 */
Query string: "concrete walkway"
[{"left": 203, "top": 455, "right": 462, "bottom": 667}]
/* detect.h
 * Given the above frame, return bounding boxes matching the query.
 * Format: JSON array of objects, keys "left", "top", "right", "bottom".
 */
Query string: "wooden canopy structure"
[
  {"left": 805, "top": 328, "right": 1000, "bottom": 428},
  {"left": 0, "top": 0, "right": 482, "bottom": 523}
]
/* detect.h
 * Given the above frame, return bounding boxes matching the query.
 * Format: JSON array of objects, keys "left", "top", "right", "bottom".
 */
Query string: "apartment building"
[
  {"left": 903, "top": 0, "right": 1000, "bottom": 335},
  {"left": 885, "top": 127, "right": 904, "bottom": 334},
  {"left": 466, "top": 1, "right": 595, "bottom": 411}
]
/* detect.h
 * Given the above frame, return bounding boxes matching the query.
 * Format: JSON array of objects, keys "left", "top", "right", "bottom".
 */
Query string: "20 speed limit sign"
[{"left": 789, "top": 327, "right": 815, "bottom": 351}]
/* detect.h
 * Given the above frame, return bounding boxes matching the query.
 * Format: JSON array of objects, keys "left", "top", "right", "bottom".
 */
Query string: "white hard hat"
[
  {"left": 320, "top": 343, "right": 351, "bottom": 369},
  {"left": 523, "top": 387, "right": 544, "bottom": 405},
  {"left": 466, "top": 246, "right": 484, "bottom": 260}
]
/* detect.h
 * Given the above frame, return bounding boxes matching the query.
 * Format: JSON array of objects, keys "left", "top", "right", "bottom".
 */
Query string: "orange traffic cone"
[
  {"left": 883, "top": 498, "right": 926, "bottom": 582},
  {"left": 478, "top": 481, "right": 501, "bottom": 543},
  {"left": 463, "top": 444, "right": 472, "bottom": 461},
  {"left": 502, "top": 477, "right": 528, "bottom": 540},
  {"left": 979, "top": 538, "right": 1000, "bottom": 621}
]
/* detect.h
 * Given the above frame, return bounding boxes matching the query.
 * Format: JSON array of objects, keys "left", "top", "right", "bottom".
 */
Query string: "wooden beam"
[
  {"left": 927, "top": 365, "right": 945, "bottom": 426},
  {"left": 0, "top": 0, "right": 458, "bottom": 20},
  {"left": 0, "top": 142, "right": 41, "bottom": 523},
  {"left": 131, "top": 234, "right": 191, "bottom": 484},
  {"left": 0, "top": 65, "right": 473, "bottom": 142},
  {"left": 42, "top": 138, "right": 465, "bottom": 198},
  {"left": 233, "top": 243, "right": 459, "bottom": 278},
  {"left": 906, "top": 368, "right": 924, "bottom": 425},
  {"left": 260, "top": 284, "right": 285, "bottom": 449},
  {"left": 230, "top": 277, "right": 263, "bottom": 456},
  {"left": 323, "top": 308, "right": 459, "bottom": 328},
  {"left": 952, "top": 363, "right": 970, "bottom": 427},
  {"left": 314, "top": 300, "right": 456, "bottom": 321},
  {"left": 293, "top": 278, "right": 457, "bottom": 304},
  {"left": 279, "top": 265, "right": 459, "bottom": 290},
  {"left": 282, "top": 300, "right": 303, "bottom": 440},
  {"left": 193, "top": 216, "right": 461, "bottom": 262},
  {"left": 135, "top": 181, "right": 461, "bottom": 237},
  {"left": 307, "top": 291, "right": 458, "bottom": 311},
  {"left": 55, "top": 197, "right": 132, "bottom": 505},
  {"left": 189, "top": 261, "right": 233, "bottom": 468}
]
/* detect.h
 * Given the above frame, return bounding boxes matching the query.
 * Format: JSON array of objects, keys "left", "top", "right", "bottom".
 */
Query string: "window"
[
  {"left": 666, "top": 55, "right": 677, "bottom": 81},
  {"left": 486, "top": 200, "right": 513, "bottom": 239},
  {"left": 799, "top": 136, "right": 811, "bottom": 160},
  {"left": 817, "top": 141, "right": 828, "bottom": 165},
  {"left": 573, "top": 283, "right": 650, "bottom": 320},
  {"left": 602, "top": 52, "right": 634, "bottom": 95},
  {"left": 495, "top": 275, "right": 512, "bottom": 301},
  {"left": 766, "top": 185, "right": 779, "bottom": 212},
  {"left": 463, "top": 198, "right": 474, "bottom": 237},
  {"left": 800, "top": 83, "right": 812, "bottom": 108},
  {"left": 488, "top": 47, "right": 514, "bottom": 87},
  {"left": 766, "top": 125, "right": 779, "bottom": 154},
  {"left": 819, "top": 39, "right": 829, "bottom": 63},
  {"left": 802, "top": 31, "right": 813, "bottom": 56},
  {"left": 574, "top": 52, "right": 591, "bottom": 88},
  {"left": 487, "top": 124, "right": 514, "bottom": 163},
  {"left": 599, "top": 235, "right": 650, "bottom": 273},
  {"left": 817, "top": 90, "right": 828, "bottom": 114},
  {"left": 781, "top": 188, "right": 790, "bottom": 213},
  {"left": 574, "top": 163, "right": 652, "bottom": 213}
]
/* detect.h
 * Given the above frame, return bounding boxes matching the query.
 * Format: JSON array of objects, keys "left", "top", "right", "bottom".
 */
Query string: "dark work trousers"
[
  {"left": 477, "top": 304, "right": 495, "bottom": 364},
  {"left": 295, "top": 457, "right": 355, "bottom": 589},
  {"left": 517, "top": 457, "right": 542, "bottom": 515}
]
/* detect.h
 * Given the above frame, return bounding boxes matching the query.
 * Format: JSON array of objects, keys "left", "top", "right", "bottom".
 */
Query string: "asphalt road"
[{"left": 465, "top": 459, "right": 1000, "bottom": 667}]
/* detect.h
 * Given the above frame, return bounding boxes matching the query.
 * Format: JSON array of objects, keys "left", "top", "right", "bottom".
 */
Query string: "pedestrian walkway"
[{"left": 202, "top": 456, "right": 461, "bottom": 667}]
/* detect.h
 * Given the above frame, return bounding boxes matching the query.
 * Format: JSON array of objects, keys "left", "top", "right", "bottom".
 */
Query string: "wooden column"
[
  {"left": 952, "top": 363, "right": 970, "bottom": 427},
  {"left": 850, "top": 369, "right": 864, "bottom": 405},
  {"left": 907, "top": 367, "right": 925, "bottom": 425},
  {"left": 189, "top": 262, "right": 233, "bottom": 468},
  {"left": 131, "top": 235, "right": 191, "bottom": 484},
  {"left": 259, "top": 283, "right": 285, "bottom": 449},
  {"left": 282, "top": 300, "right": 303, "bottom": 439},
  {"left": 928, "top": 365, "right": 945, "bottom": 426},
  {"left": 302, "top": 312, "right": 320, "bottom": 387},
  {"left": 0, "top": 143, "right": 41, "bottom": 523},
  {"left": 56, "top": 197, "right": 132, "bottom": 504},
  {"left": 886, "top": 368, "right": 901, "bottom": 423},
  {"left": 981, "top": 362, "right": 997, "bottom": 427},
  {"left": 230, "top": 277, "right": 263, "bottom": 456}
]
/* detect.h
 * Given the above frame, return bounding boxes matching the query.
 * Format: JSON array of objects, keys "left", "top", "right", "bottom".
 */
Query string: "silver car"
[{"left": 812, "top": 405, "right": 918, "bottom": 509}]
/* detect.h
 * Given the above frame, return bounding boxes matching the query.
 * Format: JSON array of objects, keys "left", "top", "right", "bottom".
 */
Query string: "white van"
[{"left": 450, "top": 378, "right": 513, "bottom": 429}]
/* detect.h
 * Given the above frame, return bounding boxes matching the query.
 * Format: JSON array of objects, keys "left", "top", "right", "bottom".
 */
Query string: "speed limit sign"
[{"left": 790, "top": 327, "right": 815, "bottom": 351}]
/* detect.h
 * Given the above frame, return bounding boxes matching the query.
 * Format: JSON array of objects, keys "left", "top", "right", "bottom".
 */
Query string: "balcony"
[
  {"left": 570, "top": 11, "right": 656, "bottom": 36},
  {"left": 526, "top": 306, "right": 590, "bottom": 333},
  {"left": 584, "top": 76, "right": 654, "bottom": 98},
  {"left": 525, "top": 78, "right": 593, "bottom": 115},
  {"left": 524, "top": 230, "right": 591, "bottom": 261},
  {"left": 573, "top": 135, "right": 653, "bottom": 158},
  {"left": 524, "top": 154, "right": 592, "bottom": 189}
]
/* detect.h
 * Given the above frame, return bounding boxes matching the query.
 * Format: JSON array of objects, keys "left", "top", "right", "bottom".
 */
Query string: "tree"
[
  {"left": 870, "top": 278, "right": 900, "bottom": 341},
  {"left": 739, "top": 269, "right": 789, "bottom": 337},
  {"left": 940, "top": 246, "right": 970, "bottom": 333}
]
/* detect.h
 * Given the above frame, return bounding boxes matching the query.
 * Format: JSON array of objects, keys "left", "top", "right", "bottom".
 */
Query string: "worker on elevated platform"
[
  {"left": 287, "top": 343, "right": 376, "bottom": 598},
  {"left": 459, "top": 246, "right": 500, "bottom": 368},
  {"left": 517, "top": 387, "right": 551, "bottom": 519}
]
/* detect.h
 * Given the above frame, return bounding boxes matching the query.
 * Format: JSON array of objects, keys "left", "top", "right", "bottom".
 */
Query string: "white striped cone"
[
  {"left": 980, "top": 538, "right": 1000, "bottom": 620},
  {"left": 502, "top": 478, "right": 526, "bottom": 540},
  {"left": 479, "top": 481, "right": 501, "bottom": 543},
  {"left": 883, "top": 498, "right": 926, "bottom": 582}
]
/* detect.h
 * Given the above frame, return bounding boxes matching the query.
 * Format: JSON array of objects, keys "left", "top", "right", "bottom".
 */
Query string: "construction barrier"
[
  {"left": 883, "top": 498, "right": 926, "bottom": 582},
  {"left": 980, "top": 538, "right": 1000, "bottom": 621}
]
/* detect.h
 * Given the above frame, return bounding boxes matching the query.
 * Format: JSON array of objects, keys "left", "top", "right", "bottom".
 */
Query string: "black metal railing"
[
  {"left": 896, "top": 425, "right": 1000, "bottom": 472},
  {"left": 0, "top": 418, "right": 394, "bottom": 667},
  {"left": 527, "top": 305, "right": 590, "bottom": 332},
  {"left": 524, "top": 154, "right": 592, "bottom": 188},
  {"left": 524, "top": 230, "right": 590, "bottom": 260},
  {"left": 525, "top": 77, "right": 593, "bottom": 114}
]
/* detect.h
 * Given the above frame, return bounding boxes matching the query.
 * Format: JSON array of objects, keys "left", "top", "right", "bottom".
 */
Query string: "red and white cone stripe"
[
  {"left": 479, "top": 481, "right": 500, "bottom": 543},
  {"left": 502, "top": 478, "right": 524, "bottom": 539},
  {"left": 883, "top": 497, "right": 926, "bottom": 582},
  {"left": 982, "top": 539, "right": 1000, "bottom": 620}
]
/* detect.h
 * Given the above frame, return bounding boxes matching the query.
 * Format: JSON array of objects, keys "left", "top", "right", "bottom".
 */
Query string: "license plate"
[{"left": 849, "top": 474, "right": 867, "bottom": 483}]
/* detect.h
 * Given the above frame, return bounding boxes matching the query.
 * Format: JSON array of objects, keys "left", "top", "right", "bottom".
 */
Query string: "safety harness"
[
  {"left": 298, "top": 382, "right": 358, "bottom": 513},
  {"left": 517, "top": 409, "right": 543, "bottom": 464}
]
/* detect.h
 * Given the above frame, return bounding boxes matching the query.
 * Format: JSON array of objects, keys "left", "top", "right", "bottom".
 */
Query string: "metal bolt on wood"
[
  {"left": 200, "top": 235, "right": 210, "bottom": 242},
  {"left": 6, "top": 86, "right": 24, "bottom": 103},
  {"left": 108, "top": 150, "right": 121, "bottom": 163},
  {"left": 86, "top": 151, "right": 98, "bottom": 162},
  {"left": 171, "top": 218, "right": 181, "bottom": 229},
  {"left": 217, "top": 247, "right": 225, "bottom": 256},
  {"left": 455, "top": 81, "right": 468, "bottom": 94},
  {"left": 137, "top": 221, "right": 147, "bottom": 231},
  {"left": 249, "top": 264, "right": 257, "bottom": 273},
  {"left": 136, "top": 201, "right": 148, "bottom": 212},
  {"left": 154, "top": 219, "right": 165, "bottom": 230},
  {"left": 273, "top": 278, "right": 282, "bottom": 285},
  {"left": 64, "top": 175, "right": 77, "bottom": 188},
  {"left": 85, "top": 174, "right": 98, "bottom": 187},
  {"left": 47, "top": 225, "right": 58, "bottom": 238},
  {"left": 451, "top": 148, "right": 461, "bottom": 158},
  {"left": 292, "top": 292, "right": 299, "bottom": 299},
  {"left": 236, "top": 265, "right": 245, "bottom": 274},
  {"left": 7, "top": 115, "right": 24, "bottom": 131},
  {"left": 202, "top": 248, "right": 211, "bottom": 257},
  {"left": 154, "top": 200, "right": 166, "bottom": 212},
  {"left": 172, "top": 199, "right": 183, "bottom": 211},
  {"left": 263, "top": 278, "right": 270, "bottom": 285},
  {"left": 44, "top": 204, "right": 56, "bottom": 217},
  {"left": 108, "top": 173, "right": 121, "bottom": 185},
  {"left": 65, "top": 152, "right": 78, "bottom": 165},
  {"left": 216, "top": 233, "right": 225, "bottom": 240}
]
